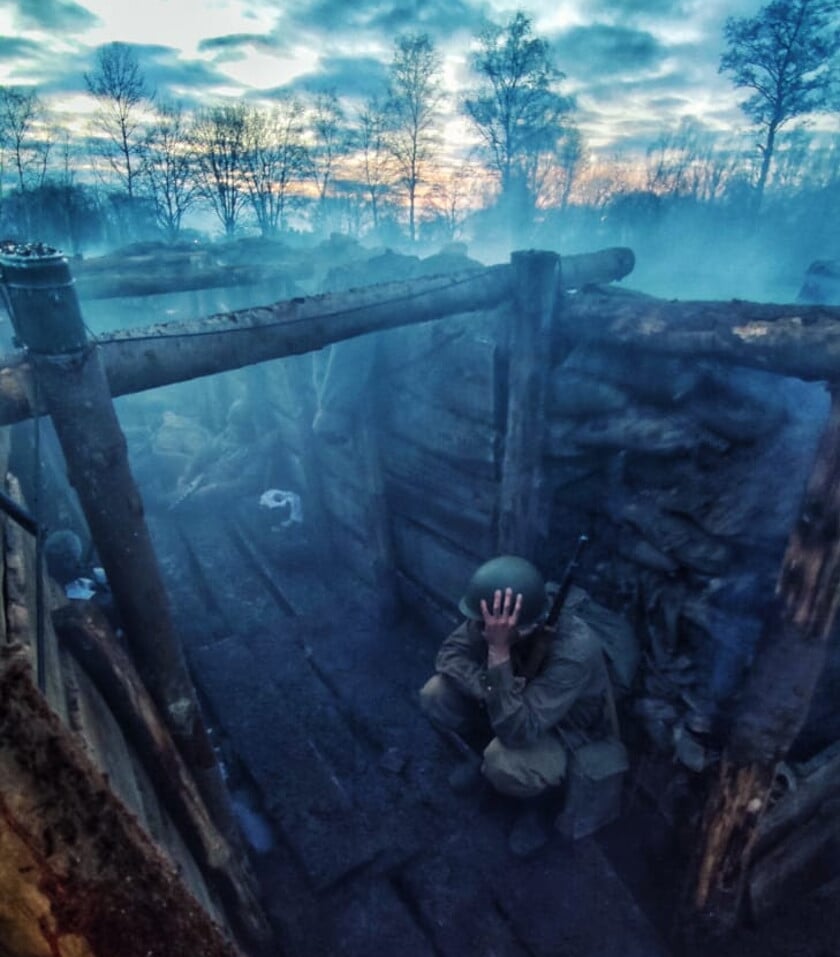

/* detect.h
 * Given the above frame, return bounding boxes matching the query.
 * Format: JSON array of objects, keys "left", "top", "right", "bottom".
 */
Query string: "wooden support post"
[
  {"left": 0, "top": 244, "right": 258, "bottom": 929},
  {"left": 683, "top": 388, "right": 840, "bottom": 937},
  {"left": 496, "top": 250, "right": 561, "bottom": 557}
]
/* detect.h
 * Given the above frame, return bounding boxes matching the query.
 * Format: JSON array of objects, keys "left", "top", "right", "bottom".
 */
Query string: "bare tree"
[
  {"left": 463, "top": 12, "right": 573, "bottom": 222},
  {"left": 355, "top": 96, "right": 394, "bottom": 234},
  {"left": 524, "top": 122, "right": 584, "bottom": 215},
  {"left": 190, "top": 103, "right": 250, "bottom": 238},
  {"left": 720, "top": 0, "right": 840, "bottom": 209},
  {"left": 647, "top": 119, "right": 746, "bottom": 205},
  {"left": 385, "top": 33, "right": 444, "bottom": 243},
  {"left": 243, "top": 98, "right": 310, "bottom": 238},
  {"left": 0, "top": 86, "right": 51, "bottom": 192},
  {"left": 142, "top": 102, "right": 199, "bottom": 241},
  {"left": 85, "top": 43, "right": 151, "bottom": 200},
  {"left": 426, "top": 160, "right": 486, "bottom": 241},
  {"left": 308, "top": 90, "right": 351, "bottom": 233}
]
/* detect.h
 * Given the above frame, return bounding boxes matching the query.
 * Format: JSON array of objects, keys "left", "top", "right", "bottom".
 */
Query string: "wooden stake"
[{"left": 497, "top": 250, "right": 561, "bottom": 556}]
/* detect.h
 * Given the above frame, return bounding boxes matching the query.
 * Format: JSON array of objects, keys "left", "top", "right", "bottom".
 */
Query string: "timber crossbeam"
[{"left": 1, "top": 265, "right": 840, "bottom": 428}]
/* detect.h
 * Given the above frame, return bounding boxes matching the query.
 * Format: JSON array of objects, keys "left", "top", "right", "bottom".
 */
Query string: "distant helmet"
[
  {"left": 44, "top": 529, "right": 83, "bottom": 585},
  {"left": 458, "top": 555, "right": 548, "bottom": 626}
]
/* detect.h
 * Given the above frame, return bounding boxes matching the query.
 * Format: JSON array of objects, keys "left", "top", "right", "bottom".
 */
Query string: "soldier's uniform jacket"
[{"left": 434, "top": 600, "right": 609, "bottom": 749}]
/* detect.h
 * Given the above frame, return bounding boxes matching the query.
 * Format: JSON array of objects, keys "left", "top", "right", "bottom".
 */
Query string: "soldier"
[
  {"left": 170, "top": 398, "right": 269, "bottom": 509},
  {"left": 419, "top": 555, "right": 612, "bottom": 856}
]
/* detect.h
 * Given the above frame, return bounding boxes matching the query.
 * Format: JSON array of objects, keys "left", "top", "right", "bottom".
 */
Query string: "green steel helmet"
[{"left": 458, "top": 555, "right": 548, "bottom": 626}]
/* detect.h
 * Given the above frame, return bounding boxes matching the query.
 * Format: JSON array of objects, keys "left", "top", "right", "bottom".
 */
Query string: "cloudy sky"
[{"left": 0, "top": 0, "right": 765, "bottom": 156}]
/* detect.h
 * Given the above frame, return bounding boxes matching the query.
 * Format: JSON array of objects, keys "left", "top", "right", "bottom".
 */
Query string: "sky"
[{"left": 0, "top": 0, "right": 768, "bottom": 159}]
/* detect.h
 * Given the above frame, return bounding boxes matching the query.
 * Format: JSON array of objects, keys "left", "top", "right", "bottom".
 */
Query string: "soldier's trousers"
[{"left": 419, "top": 673, "right": 567, "bottom": 799}]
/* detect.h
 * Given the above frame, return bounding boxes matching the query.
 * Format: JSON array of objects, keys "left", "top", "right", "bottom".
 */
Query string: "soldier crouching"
[{"left": 419, "top": 555, "right": 614, "bottom": 856}]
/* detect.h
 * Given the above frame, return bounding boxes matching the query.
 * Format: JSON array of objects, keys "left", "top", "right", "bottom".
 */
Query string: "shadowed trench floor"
[{"left": 147, "top": 503, "right": 839, "bottom": 957}]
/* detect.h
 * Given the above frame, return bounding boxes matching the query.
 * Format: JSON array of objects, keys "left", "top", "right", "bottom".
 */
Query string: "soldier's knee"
[
  {"left": 481, "top": 738, "right": 549, "bottom": 799},
  {"left": 418, "top": 674, "right": 455, "bottom": 727}
]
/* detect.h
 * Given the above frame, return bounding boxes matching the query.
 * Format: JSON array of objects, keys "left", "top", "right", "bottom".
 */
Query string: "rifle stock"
[
  {"left": 520, "top": 534, "right": 589, "bottom": 679},
  {"left": 545, "top": 534, "right": 590, "bottom": 631}
]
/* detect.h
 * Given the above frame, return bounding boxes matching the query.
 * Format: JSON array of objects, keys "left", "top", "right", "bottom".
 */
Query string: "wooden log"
[
  {"left": 101, "top": 268, "right": 515, "bottom": 401},
  {"left": 53, "top": 601, "right": 270, "bottom": 947},
  {"left": 71, "top": 243, "right": 629, "bottom": 302},
  {"left": 497, "top": 251, "right": 561, "bottom": 555},
  {"left": 560, "top": 246, "right": 635, "bottom": 290},
  {"left": 684, "top": 389, "right": 840, "bottom": 934},
  {"left": 0, "top": 644, "right": 246, "bottom": 957},
  {"left": 76, "top": 261, "right": 311, "bottom": 301},
  {"left": 558, "top": 292, "right": 840, "bottom": 381},
  {"left": 0, "top": 266, "right": 513, "bottom": 425},
  {"left": 0, "top": 246, "right": 634, "bottom": 427},
  {"left": 1, "top": 248, "right": 252, "bottom": 919}
]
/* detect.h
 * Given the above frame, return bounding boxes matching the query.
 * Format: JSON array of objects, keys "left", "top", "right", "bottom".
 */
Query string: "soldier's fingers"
[
  {"left": 502, "top": 587, "right": 513, "bottom": 614},
  {"left": 492, "top": 589, "right": 502, "bottom": 614},
  {"left": 480, "top": 598, "right": 490, "bottom": 620},
  {"left": 511, "top": 592, "right": 523, "bottom": 624}
]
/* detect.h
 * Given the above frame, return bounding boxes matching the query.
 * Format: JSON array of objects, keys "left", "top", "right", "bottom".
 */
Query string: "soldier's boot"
[
  {"left": 439, "top": 728, "right": 485, "bottom": 794},
  {"left": 508, "top": 791, "right": 561, "bottom": 858}
]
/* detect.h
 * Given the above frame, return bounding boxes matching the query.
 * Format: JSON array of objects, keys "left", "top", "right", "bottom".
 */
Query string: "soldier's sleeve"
[
  {"left": 484, "top": 620, "right": 600, "bottom": 747},
  {"left": 434, "top": 621, "right": 487, "bottom": 701}
]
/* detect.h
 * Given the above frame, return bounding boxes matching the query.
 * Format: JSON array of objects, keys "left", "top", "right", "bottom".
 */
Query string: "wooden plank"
[
  {"left": 189, "top": 631, "right": 402, "bottom": 890},
  {"left": 381, "top": 399, "right": 499, "bottom": 476},
  {"left": 378, "top": 315, "right": 501, "bottom": 426},
  {"left": 62, "top": 651, "right": 146, "bottom": 817},
  {"left": 391, "top": 516, "right": 481, "bottom": 609},
  {"left": 380, "top": 432, "right": 499, "bottom": 511},
  {"left": 2, "top": 476, "right": 68, "bottom": 722},
  {"left": 386, "top": 473, "right": 496, "bottom": 556}
]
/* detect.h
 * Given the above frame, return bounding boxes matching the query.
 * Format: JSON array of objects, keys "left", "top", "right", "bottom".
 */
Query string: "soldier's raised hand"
[{"left": 480, "top": 587, "right": 522, "bottom": 665}]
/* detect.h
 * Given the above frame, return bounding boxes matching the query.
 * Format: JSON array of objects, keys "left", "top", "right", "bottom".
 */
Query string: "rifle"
[{"left": 520, "top": 534, "right": 589, "bottom": 679}]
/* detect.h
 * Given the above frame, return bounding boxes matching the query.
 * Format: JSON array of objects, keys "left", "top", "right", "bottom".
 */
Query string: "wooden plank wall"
[
  {"left": 0, "top": 430, "right": 228, "bottom": 938},
  {"left": 376, "top": 309, "right": 507, "bottom": 629}
]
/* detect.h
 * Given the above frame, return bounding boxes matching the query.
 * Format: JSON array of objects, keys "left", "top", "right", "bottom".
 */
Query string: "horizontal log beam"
[
  {"left": 560, "top": 294, "right": 840, "bottom": 381},
  {"left": 76, "top": 262, "right": 314, "bottom": 301},
  {"left": 0, "top": 265, "right": 514, "bottom": 426},
  {"left": 4, "top": 291, "right": 840, "bottom": 429},
  {"left": 0, "top": 247, "right": 638, "bottom": 424}
]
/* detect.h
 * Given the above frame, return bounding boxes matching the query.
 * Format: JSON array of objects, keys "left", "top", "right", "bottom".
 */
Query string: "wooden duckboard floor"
[{"left": 147, "top": 502, "right": 840, "bottom": 957}]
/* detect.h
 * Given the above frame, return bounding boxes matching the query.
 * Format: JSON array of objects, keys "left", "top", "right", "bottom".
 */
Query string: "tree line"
[{"left": 0, "top": 1, "right": 837, "bottom": 255}]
